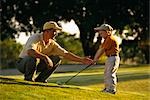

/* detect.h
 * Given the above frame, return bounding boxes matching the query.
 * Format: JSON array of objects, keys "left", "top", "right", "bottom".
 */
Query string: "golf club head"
[{"left": 56, "top": 81, "right": 65, "bottom": 85}]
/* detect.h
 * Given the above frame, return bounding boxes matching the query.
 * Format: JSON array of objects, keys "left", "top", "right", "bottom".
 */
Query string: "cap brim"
[
  {"left": 94, "top": 27, "right": 102, "bottom": 31},
  {"left": 55, "top": 27, "right": 62, "bottom": 30}
]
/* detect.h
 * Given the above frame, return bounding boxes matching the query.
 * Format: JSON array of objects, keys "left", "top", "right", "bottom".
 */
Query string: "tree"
[
  {"left": 0, "top": 39, "right": 23, "bottom": 68},
  {"left": 1, "top": 0, "right": 149, "bottom": 63}
]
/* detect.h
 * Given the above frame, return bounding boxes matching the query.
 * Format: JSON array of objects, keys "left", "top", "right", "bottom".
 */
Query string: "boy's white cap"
[{"left": 94, "top": 24, "right": 113, "bottom": 31}]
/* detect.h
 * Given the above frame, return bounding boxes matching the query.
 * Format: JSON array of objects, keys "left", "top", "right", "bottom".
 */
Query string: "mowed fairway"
[{"left": 0, "top": 64, "right": 149, "bottom": 100}]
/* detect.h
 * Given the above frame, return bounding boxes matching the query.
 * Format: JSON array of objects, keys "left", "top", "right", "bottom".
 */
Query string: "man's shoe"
[
  {"left": 35, "top": 79, "right": 48, "bottom": 83},
  {"left": 24, "top": 78, "right": 34, "bottom": 82},
  {"left": 101, "top": 88, "right": 116, "bottom": 94}
]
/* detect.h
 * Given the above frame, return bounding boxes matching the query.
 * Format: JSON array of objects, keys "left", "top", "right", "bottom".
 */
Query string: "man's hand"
[
  {"left": 44, "top": 56, "right": 53, "bottom": 68},
  {"left": 92, "top": 60, "right": 97, "bottom": 65},
  {"left": 82, "top": 57, "right": 93, "bottom": 65}
]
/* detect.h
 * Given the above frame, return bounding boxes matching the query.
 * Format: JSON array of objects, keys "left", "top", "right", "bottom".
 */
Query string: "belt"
[{"left": 107, "top": 54, "right": 118, "bottom": 57}]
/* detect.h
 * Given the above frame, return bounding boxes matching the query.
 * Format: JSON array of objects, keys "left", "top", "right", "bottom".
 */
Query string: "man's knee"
[
  {"left": 25, "top": 56, "right": 36, "bottom": 63},
  {"left": 24, "top": 56, "right": 37, "bottom": 71},
  {"left": 49, "top": 55, "right": 61, "bottom": 66},
  {"left": 16, "top": 56, "right": 36, "bottom": 73}
]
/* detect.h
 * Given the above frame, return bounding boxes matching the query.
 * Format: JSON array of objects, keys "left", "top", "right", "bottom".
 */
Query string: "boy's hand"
[{"left": 92, "top": 60, "right": 97, "bottom": 65}]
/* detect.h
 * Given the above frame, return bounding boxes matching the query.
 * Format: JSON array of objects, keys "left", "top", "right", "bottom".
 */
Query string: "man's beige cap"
[
  {"left": 43, "top": 21, "right": 62, "bottom": 31},
  {"left": 94, "top": 24, "right": 113, "bottom": 31}
]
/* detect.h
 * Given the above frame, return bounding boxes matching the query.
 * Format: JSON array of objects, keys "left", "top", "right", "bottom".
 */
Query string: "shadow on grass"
[
  {"left": 0, "top": 76, "right": 87, "bottom": 90},
  {"left": 49, "top": 72, "right": 149, "bottom": 86}
]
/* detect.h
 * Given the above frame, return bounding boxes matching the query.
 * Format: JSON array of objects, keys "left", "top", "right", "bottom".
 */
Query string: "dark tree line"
[{"left": 1, "top": 0, "right": 149, "bottom": 63}]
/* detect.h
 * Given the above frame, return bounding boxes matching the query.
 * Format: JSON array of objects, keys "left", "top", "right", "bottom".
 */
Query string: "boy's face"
[{"left": 97, "top": 30, "right": 108, "bottom": 39}]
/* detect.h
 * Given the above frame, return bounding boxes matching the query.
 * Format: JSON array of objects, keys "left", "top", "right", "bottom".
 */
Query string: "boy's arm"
[{"left": 93, "top": 47, "right": 105, "bottom": 62}]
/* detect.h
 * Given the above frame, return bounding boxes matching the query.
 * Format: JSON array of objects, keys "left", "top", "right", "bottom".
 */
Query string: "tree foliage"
[
  {"left": 0, "top": 39, "right": 23, "bottom": 68},
  {"left": 1, "top": 0, "right": 149, "bottom": 63},
  {"left": 56, "top": 32, "right": 84, "bottom": 64}
]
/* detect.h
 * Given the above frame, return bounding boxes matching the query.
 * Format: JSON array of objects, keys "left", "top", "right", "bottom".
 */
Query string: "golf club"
[{"left": 57, "top": 63, "right": 93, "bottom": 86}]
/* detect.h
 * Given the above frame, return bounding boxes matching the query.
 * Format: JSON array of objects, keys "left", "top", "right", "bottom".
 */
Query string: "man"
[
  {"left": 16, "top": 21, "right": 93, "bottom": 83},
  {"left": 93, "top": 24, "right": 120, "bottom": 94}
]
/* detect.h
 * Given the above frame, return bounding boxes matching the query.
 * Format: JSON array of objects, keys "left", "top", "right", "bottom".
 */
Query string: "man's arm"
[
  {"left": 63, "top": 52, "right": 93, "bottom": 65},
  {"left": 27, "top": 49, "right": 53, "bottom": 67},
  {"left": 51, "top": 40, "right": 93, "bottom": 65},
  {"left": 27, "top": 49, "right": 46, "bottom": 59},
  {"left": 93, "top": 47, "right": 105, "bottom": 62}
]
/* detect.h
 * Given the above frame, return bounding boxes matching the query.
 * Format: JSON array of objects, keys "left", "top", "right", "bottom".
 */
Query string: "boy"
[{"left": 93, "top": 24, "right": 120, "bottom": 94}]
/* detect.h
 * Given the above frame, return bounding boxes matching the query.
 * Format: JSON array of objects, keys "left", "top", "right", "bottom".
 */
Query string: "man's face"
[
  {"left": 45, "top": 29, "right": 57, "bottom": 37},
  {"left": 98, "top": 30, "right": 108, "bottom": 39}
]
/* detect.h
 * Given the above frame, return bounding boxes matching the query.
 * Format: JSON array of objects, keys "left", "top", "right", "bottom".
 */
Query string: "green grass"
[{"left": 0, "top": 64, "right": 150, "bottom": 100}]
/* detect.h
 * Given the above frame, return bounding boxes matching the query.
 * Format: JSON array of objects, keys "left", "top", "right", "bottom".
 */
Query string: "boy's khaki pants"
[{"left": 104, "top": 56, "right": 120, "bottom": 91}]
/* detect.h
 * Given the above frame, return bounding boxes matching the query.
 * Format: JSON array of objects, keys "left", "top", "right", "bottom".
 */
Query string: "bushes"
[{"left": 0, "top": 39, "right": 23, "bottom": 69}]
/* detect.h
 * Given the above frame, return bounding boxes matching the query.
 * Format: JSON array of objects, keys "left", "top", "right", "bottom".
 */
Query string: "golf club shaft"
[{"left": 64, "top": 64, "right": 93, "bottom": 84}]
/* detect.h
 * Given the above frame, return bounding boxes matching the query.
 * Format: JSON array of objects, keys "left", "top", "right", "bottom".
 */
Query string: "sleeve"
[
  {"left": 24, "top": 35, "right": 39, "bottom": 51},
  {"left": 52, "top": 41, "right": 68, "bottom": 56}
]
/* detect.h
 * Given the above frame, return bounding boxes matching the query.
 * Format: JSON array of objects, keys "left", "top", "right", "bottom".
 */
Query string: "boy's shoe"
[{"left": 101, "top": 88, "right": 116, "bottom": 94}]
